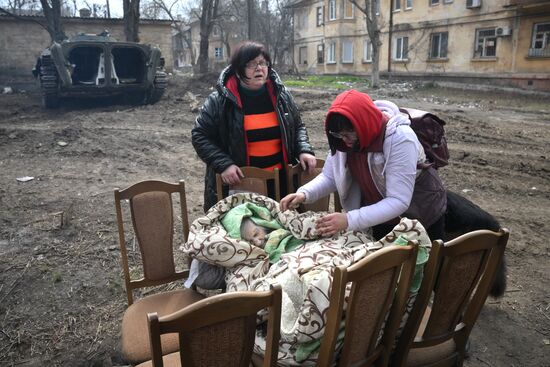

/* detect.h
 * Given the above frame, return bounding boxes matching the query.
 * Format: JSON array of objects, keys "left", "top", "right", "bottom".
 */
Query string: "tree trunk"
[
  {"left": 247, "top": 0, "right": 253, "bottom": 39},
  {"left": 197, "top": 0, "right": 220, "bottom": 74},
  {"left": 357, "top": 0, "right": 380, "bottom": 88},
  {"left": 39, "top": 0, "right": 66, "bottom": 42},
  {"left": 123, "top": 0, "right": 140, "bottom": 42},
  {"left": 371, "top": 42, "right": 380, "bottom": 87},
  {"left": 197, "top": 37, "right": 210, "bottom": 73}
]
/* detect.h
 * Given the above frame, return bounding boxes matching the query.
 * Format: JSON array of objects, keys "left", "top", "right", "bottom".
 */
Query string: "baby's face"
[{"left": 241, "top": 219, "right": 269, "bottom": 248}]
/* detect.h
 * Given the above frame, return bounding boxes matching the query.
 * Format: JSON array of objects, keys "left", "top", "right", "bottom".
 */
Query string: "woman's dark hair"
[
  {"left": 327, "top": 113, "right": 354, "bottom": 133},
  {"left": 327, "top": 113, "right": 356, "bottom": 154},
  {"left": 230, "top": 41, "right": 272, "bottom": 80}
]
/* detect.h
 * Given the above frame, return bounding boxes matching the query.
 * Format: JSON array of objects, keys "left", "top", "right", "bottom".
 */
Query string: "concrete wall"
[{"left": 0, "top": 15, "right": 173, "bottom": 80}]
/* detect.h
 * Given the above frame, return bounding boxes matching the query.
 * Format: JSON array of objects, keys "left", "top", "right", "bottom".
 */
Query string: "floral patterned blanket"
[{"left": 181, "top": 193, "right": 431, "bottom": 366}]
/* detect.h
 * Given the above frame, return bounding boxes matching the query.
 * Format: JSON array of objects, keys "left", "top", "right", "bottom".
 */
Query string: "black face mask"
[{"left": 329, "top": 134, "right": 362, "bottom": 154}]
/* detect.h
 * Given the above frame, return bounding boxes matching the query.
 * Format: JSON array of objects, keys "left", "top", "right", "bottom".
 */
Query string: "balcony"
[{"left": 528, "top": 47, "right": 550, "bottom": 57}]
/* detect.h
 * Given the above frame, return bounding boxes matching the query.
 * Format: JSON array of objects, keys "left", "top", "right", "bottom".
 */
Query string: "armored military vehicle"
[{"left": 32, "top": 31, "right": 167, "bottom": 108}]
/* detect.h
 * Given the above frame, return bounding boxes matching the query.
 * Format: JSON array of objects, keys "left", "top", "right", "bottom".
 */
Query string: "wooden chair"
[
  {"left": 135, "top": 284, "right": 283, "bottom": 367},
  {"left": 215, "top": 166, "right": 280, "bottom": 202},
  {"left": 391, "top": 228, "right": 510, "bottom": 367},
  {"left": 114, "top": 180, "right": 205, "bottom": 364},
  {"left": 317, "top": 242, "right": 419, "bottom": 367},
  {"left": 285, "top": 159, "right": 342, "bottom": 212}
]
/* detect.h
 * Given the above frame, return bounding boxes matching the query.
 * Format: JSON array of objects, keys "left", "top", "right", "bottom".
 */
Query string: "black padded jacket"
[{"left": 192, "top": 66, "right": 315, "bottom": 211}]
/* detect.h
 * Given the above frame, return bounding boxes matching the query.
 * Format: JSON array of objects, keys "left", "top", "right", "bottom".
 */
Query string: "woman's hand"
[
  {"left": 221, "top": 164, "right": 244, "bottom": 185},
  {"left": 316, "top": 213, "right": 348, "bottom": 237},
  {"left": 280, "top": 192, "right": 306, "bottom": 211},
  {"left": 299, "top": 153, "right": 317, "bottom": 174}
]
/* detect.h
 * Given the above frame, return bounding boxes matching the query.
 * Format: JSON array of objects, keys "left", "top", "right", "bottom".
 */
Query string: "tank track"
[
  {"left": 147, "top": 70, "right": 167, "bottom": 104},
  {"left": 40, "top": 55, "right": 60, "bottom": 108}
]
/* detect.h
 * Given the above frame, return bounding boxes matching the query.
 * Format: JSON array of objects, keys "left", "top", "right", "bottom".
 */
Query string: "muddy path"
[{"left": 0, "top": 75, "right": 549, "bottom": 366}]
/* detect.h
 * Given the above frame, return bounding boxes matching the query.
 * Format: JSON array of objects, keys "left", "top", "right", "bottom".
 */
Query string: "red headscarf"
[{"left": 325, "top": 90, "right": 384, "bottom": 152}]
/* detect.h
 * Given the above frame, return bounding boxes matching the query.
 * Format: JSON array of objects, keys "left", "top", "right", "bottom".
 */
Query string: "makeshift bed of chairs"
[{"left": 113, "top": 178, "right": 509, "bottom": 367}]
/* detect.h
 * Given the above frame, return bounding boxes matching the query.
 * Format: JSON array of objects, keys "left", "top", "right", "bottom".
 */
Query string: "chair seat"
[
  {"left": 122, "top": 288, "right": 205, "bottom": 364},
  {"left": 406, "top": 306, "right": 457, "bottom": 367},
  {"left": 135, "top": 351, "right": 182, "bottom": 367},
  {"left": 406, "top": 339, "right": 456, "bottom": 367}
]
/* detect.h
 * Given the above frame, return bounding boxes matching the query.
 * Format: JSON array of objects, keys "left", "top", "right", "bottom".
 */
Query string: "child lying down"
[
  {"left": 184, "top": 199, "right": 305, "bottom": 289},
  {"left": 181, "top": 193, "right": 431, "bottom": 366}
]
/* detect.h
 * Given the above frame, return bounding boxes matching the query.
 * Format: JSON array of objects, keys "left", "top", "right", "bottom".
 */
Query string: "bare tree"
[
  {"left": 216, "top": 0, "right": 247, "bottom": 59},
  {"left": 194, "top": 0, "right": 220, "bottom": 73},
  {"left": 350, "top": 0, "right": 382, "bottom": 87},
  {"left": 149, "top": 0, "right": 195, "bottom": 66},
  {"left": 255, "top": 0, "right": 292, "bottom": 67},
  {"left": 83, "top": 1, "right": 107, "bottom": 17},
  {"left": 141, "top": 0, "right": 163, "bottom": 18},
  {"left": 123, "top": 0, "right": 140, "bottom": 42},
  {"left": 246, "top": 0, "right": 253, "bottom": 38},
  {"left": 39, "top": 0, "right": 66, "bottom": 41},
  {"left": 0, "top": 0, "right": 40, "bottom": 14}
]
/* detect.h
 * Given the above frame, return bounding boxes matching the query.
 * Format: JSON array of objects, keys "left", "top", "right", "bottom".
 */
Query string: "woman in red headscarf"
[{"left": 280, "top": 90, "right": 447, "bottom": 240}]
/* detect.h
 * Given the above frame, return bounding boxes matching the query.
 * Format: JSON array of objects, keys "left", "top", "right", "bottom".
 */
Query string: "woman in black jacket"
[{"left": 192, "top": 41, "right": 316, "bottom": 211}]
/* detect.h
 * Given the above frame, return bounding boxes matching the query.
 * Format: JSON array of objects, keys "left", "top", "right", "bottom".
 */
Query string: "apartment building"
[{"left": 289, "top": 0, "right": 550, "bottom": 91}]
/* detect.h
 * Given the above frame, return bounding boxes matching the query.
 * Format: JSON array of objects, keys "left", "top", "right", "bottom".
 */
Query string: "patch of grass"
[
  {"left": 283, "top": 75, "right": 369, "bottom": 90},
  {"left": 52, "top": 271, "right": 62, "bottom": 283},
  {"left": 108, "top": 279, "right": 124, "bottom": 295}
]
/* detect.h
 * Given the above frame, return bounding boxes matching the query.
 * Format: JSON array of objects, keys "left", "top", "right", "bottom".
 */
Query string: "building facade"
[{"left": 290, "top": 0, "right": 550, "bottom": 90}]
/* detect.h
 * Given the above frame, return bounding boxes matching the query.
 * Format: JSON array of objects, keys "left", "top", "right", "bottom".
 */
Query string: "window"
[
  {"left": 299, "top": 46, "right": 307, "bottom": 65},
  {"left": 214, "top": 47, "right": 223, "bottom": 59},
  {"left": 212, "top": 26, "right": 220, "bottom": 36},
  {"left": 364, "top": 39, "right": 372, "bottom": 62},
  {"left": 430, "top": 32, "right": 448, "bottom": 58},
  {"left": 394, "top": 36, "right": 409, "bottom": 60},
  {"left": 443, "top": 0, "right": 453, "bottom": 3},
  {"left": 474, "top": 28, "right": 497, "bottom": 58},
  {"left": 317, "top": 44, "right": 324, "bottom": 64},
  {"left": 369, "top": 0, "right": 380, "bottom": 16},
  {"left": 530, "top": 22, "right": 550, "bottom": 57},
  {"left": 393, "top": 0, "right": 401, "bottom": 11},
  {"left": 344, "top": 0, "right": 354, "bottom": 18},
  {"left": 316, "top": 6, "right": 324, "bottom": 26},
  {"left": 430, "top": 0, "right": 439, "bottom": 5},
  {"left": 295, "top": 9, "right": 308, "bottom": 30},
  {"left": 327, "top": 42, "right": 336, "bottom": 63},
  {"left": 406, "top": 0, "right": 413, "bottom": 9},
  {"left": 329, "top": 0, "right": 336, "bottom": 20},
  {"left": 342, "top": 41, "right": 353, "bottom": 63}
]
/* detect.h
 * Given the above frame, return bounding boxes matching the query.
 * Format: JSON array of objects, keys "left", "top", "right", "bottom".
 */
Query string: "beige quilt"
[{"left": 181, "top": 193, "right": 431, "bottom": 366}]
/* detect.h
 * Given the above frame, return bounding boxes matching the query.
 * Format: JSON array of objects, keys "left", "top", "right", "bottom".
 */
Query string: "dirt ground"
[{"left": 0, "top": 74, "right": 549, "bottom": 367}]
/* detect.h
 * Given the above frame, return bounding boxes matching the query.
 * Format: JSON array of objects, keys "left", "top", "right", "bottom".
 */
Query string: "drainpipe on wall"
[
  {"left": 511, "top": 13, "right": 520, "bottom": 73},
  {"left": 388, "top": 1, "right": 393, "bottom": 74}
]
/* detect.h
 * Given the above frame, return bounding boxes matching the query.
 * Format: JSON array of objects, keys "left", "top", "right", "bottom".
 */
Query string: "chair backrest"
[
  {"left": 285, "top": 159, "right": 342, "bottom": 212},
  {"left": 392, "top": 228, "right": 510, "bottom": 367},
  {"left": 215, "top": 166, "right": 280, "bottom": 202},
  {"left": 317, "top": 242, "right": 419, "bottom": 367},
  {"left": 114, "top": 180, "right": 191, "bottom": 305},
  {"left": 147, "top": 284, "right": 282, "bottom": 367}
]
